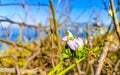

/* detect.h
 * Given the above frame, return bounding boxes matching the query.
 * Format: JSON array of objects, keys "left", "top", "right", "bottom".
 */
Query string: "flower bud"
[{"left": 66, "top": 30, "right": 74, "bottom": 40}]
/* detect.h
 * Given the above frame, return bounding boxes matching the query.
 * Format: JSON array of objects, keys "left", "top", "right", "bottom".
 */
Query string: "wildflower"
[
  {"left": 62, "top": 31, "right": 84, "bottom": 51},
  {"left": 67, "top": 38, "right": 84, "bottom": 50},
  {"left": 67, "top": 40, "right": 78, "bottom": 50}
]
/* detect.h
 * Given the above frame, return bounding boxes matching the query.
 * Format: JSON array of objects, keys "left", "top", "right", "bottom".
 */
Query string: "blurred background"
[
  {"left": 0, "top": 0, "right": 120, "bottom": 75},
  {"left": 0, "top": 0, "right": 116, "bottom": 50}
]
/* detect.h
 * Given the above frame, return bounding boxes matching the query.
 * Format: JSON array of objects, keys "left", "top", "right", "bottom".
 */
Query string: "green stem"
[
  {"left": 48, "top": 61, "right": 64, "bottom": 75},
  {"left": 57, "top": 57, "right": 85, "bottom": 75}
]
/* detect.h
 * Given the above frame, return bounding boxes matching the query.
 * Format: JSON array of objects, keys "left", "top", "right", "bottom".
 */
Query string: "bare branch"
[
  {"left": 114, "top": 59, "right": 120, "bottom": 72},
  {"left": 110, "top": 0, "right": 120, "bottom": 42},
  {"left": 22, "top": 48, "right": 41, "bottom": 69},
  {"left": 95, "top": 40, "right": 110, "bottom": 75},
  {"left": 0, "top": 38, "right": 33, "bottom": 51},
  {"left": 0, "top": 16, "right": 47, "bottom": 29},
  {"left": 49, "top": 0, "right": 61, "bottom": 51},
  {"left": 0, "top": 3, "right": 48, "bottom": 7},
  {"left": 0, "top": 68, "right": 41, "bottom": 74},
  {"left": 13, "top": 55, "right": 21, "bottom": 75}
]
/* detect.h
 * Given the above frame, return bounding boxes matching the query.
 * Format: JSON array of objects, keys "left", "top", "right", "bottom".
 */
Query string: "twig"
[
  {"left": 22, "top": 48, "right": 41, "bottom": 69},
  {"left": 51, "top": 56, "right": 55, "bottom": 68},
  {"left": 91, "top": 65, "right": 94, "bottom": 75},
  {"left": 0, "top": 16, "right": 47, "bottom": 29},
  {"left": 95, "top": 40, "right": 110, "bottom": 75},
  {"left": 0, "top": 3, "right": 48, "bottom": 7},
  {"left": 110, "top": 0, "right": 120, "bottom": 42},
  {"left": 60, "top": 0, "right": 73, "bottom": 25},
  {"left": 58, "top": 0, "right": 68, "bottom": 22},
  {"left": 13, "top": 55, "right": 21, "bottom": 75},
  {"left": 76, "top": 64, "right": 81, "bottom": 75},
  {"left": 21, "top": 0, "right": 36, "bottom": 24},
  {"left": 0, "top": 55, "right": 9, "bottom": 58},
  {"left": 49, "top": 0, "right": 61, "bottom": 51},
  {"left": 0, "top": 68, "right": 39, "bottom": 74},
  {"left": 114, "top": 59, "right": 120, "bottom": 72},
  {"left": 85, "top": 58, "right": 90, "bottom": 75},
  {"left": 118, "top": 0, "right": 120, "bottom": 10},
  {"left": 102, "top": 0, "right": 108, "bottom": 11},
  {"left": 0, "top": 38, "right": 33, "bottom": 51},
  {"left": 11, "top": 41, "right": 22, "bottom": 75}
]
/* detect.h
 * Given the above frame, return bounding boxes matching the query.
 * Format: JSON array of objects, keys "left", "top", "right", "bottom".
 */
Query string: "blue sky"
[{"left": 0, "top": 0, "right": 118, "bottom": 27}]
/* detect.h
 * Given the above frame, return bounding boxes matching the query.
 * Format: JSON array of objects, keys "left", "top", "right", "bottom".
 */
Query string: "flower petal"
[
  {"left": 66, "top": 30, "right": 74, "bottom": 40},
  {"left": 74, "top": 38, "right": 84, "bottom": 50},
  {"left": 67, "top": 40, "right": 78, "bottom": 50},
  {"left": 62, "top": 36, "right": 68, "bottom": 41},
  {"left": 77, "top": 37, "right": 84, "bottom": 47}
]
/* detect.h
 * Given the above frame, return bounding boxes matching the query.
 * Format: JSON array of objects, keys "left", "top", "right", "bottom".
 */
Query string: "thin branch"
[
  {"left": 75, "top": 0, "right": 90, "bottom": 21},
  {"left": 114, "top": 59, "right": 120, "bottom": 72},
  {"left": 49, "top": 0, "right": 61, "bottom": 51},
  {"left": 10, "top": 44, "right": 21, "bottom": 75},
  {"left": 95, "top": 40, "right": 110, "bottom": 75},
  {"left": 22, "top": 48, "right": 41, "bottom": 69},
  {"left": 102, "top": 0, "right": 108, "bottom": 11},
  {"left": 76, "top": 64, "right": 81, "bottom": 75},
  {"left": 0, "top": 16, "right": 47, "bottom": 29},
  {"left": 110, "top": 0, "right": 120, "bottom": 42},
  {"left": 58, "top": 0, "right": 68, "bottom": 22},
  {"left": 21, "top": 0, "right": 36, "bottom": 24},
  {"left": 0, "top": 68, "right": 40, "bottom": 74},
  {"left": 0, "top": 3, "right": 48, "bottom": 7},
  {"left": 0, "top": 38, "right": 33, "bottom": 51},
  {"left": 0, "top": 55, "right": 9, "bottom": 58},
  {"left": 118, "top": 0, "right": 120, "bottom": 10},
  {"left": 13, "top": 55, "right": 21, "bottom": 75},
  {"left": 60, "top": 0, "right": 73, "bottom": 25}
]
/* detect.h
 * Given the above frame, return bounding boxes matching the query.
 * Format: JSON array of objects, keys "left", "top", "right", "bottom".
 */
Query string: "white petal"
[{"left": 62, "top": 36, "right": 68, "bottom": 41}]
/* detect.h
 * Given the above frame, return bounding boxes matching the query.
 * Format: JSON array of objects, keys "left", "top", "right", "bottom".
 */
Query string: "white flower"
[{"left": 67, "top": 38, "right": 84, "bottom": 50}]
